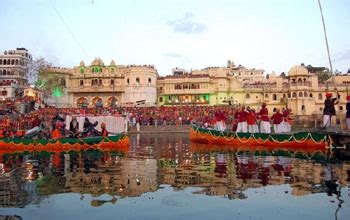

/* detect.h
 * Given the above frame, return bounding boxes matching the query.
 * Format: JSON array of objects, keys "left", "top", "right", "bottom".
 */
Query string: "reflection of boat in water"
[
  {"left": 0, "top": 134, "right": 129, "bottom": 155},
  {"left": 190, "top": 125, "right": 327, "bottom": 149}
]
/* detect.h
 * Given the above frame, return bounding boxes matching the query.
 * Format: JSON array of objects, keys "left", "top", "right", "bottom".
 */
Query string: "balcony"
[
  {"left": 289, "top": 81, "right": 312, "bottom": 88},
  {"left": 68, "top": 85, "right": 124, "bottom": 93}
]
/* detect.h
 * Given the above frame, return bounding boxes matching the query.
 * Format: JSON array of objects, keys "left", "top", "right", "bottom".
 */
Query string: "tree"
[
  {"left": 315, "top": 71, "right": 332, "bottom": 83},
  {"left": 26, "top": 57, "right": 51, "bottom": 85},
  {"left": 36, "top": 68, "right": 66, "bottom": 100}
]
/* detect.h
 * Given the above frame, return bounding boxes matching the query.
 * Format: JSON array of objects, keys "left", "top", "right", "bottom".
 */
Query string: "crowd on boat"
[
  {"left": 0, "top": 92, "right": 348, "bottom": 139},
  {"left": 202, "top": 103, "right": 293, "bottom": 134}
]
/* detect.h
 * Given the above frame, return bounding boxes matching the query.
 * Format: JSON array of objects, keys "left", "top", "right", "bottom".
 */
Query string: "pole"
[{"left": 317, "top": 0, "right": 334, "bottom": 77}]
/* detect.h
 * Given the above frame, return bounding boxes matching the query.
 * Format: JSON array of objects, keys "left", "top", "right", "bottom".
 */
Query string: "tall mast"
[{"left": 317, "top": 0, "right": 334, "bottom": 77}]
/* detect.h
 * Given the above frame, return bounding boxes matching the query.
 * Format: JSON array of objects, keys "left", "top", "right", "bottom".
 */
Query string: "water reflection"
[{"left": 0, "top": 133, "right": 349, "bottom": 211}]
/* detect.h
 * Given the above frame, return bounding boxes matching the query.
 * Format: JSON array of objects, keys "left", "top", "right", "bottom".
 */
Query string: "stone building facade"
[
  {"left": 157, "top": 61, "right": 350, "bottom": 117},
  {"left": 0, "top": 48, "right": 32, "bottom": 99},
  {"left": 44, "top": 58, "right": 158, "bottom": 107}
]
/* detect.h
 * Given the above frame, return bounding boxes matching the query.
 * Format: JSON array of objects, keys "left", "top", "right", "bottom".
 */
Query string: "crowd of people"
[{"left": 0, "top": 92, "right": 348, "bottom": 139}]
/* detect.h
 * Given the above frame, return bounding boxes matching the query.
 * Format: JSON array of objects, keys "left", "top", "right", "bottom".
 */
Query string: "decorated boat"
[
  {"left": 0, "top": 134, "right": 129, "bottom": 155},
  {"left": 190, "top": 125, "right": 328, "bottom": 150}
]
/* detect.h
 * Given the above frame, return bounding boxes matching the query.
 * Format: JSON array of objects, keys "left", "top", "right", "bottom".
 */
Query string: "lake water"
[{"left": 0, "top": 133, "right": 349, "bottom": 220}]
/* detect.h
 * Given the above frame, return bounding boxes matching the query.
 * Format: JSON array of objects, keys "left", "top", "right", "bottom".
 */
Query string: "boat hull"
[
  {"left": 190, "top": 126, "right": 327, "bottom": 150},
  {"left": 0, "top": 134, "right": 129, "bottom": 154}
]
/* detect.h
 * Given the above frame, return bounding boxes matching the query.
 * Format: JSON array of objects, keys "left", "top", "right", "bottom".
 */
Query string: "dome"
[
  {"left": 79, "top": 60, "right": 85, "bottom": 67},
  {"left": 288, "top": 65, "right": 309, "bottom": 77},
  {"left": 91, "top": 58, "right": 104, "bottom": 66},
  {"left": 110, "top": 60, "right": 116, "bottom": 66}
]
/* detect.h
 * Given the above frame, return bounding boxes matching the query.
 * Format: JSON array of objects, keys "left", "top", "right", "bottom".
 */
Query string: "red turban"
[
  {"left": 325, "top": 93, "right": 332, "bottom": 98},
  {"left": 347, "top": 95, "right": 350, "bottom": 101}
]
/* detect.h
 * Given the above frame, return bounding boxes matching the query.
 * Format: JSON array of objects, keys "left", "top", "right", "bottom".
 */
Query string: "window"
[
  {"left": 292, "top": 92, "right": 297, "bottom": 98},
  {"left": 148, "top": 77, "right": 152, "bottom": 83},
  {"left": 304, "top": 92, "right": 307, "bottom": 97},
  {"left": 159, "top": 97, "right": 163, "bottom": 102},
  {"left": 127, "top": 78, "right": 130, "bottom": 84},
  {"left": 99, "top": 79, "right": 102, "bottom": 86},
  {"left": 246, "top": 94, "right": 250, "bottom": 99},
  {"left": 1, "top": 91, "right": 7, "bottom": 96},
  {"left": 80, "top": 80, "right": 84, "bottom": 86},
  {"left": 61, "top": 78, "right": 66, "bottom": 86},
  {"left": 309, "top": 93, "right": 313, "bottom": 98},
  {"left": 0, "top": 60, "right": 2, "bottom": 65},
  {"left": 301, "top": 105, "right": 305, "bottom": 112},
  {"left": 299, "top": 92, "right": 303, "bottom": 97},
  {"left": 339, "top": 106, "right": 343, "bottom": 111},
  {"left": 273, "top": 94, "right": 277, "bottom": 100},
  {"left": 11, "top": 60, "right": 14, "bottom": 65},
  {"left": 288, "top": 93, "right": 291, "bottom": 98},
  {"left": 318, "top": 93, "right": 322, "bottom": 100},
  {"left": 110, "top": 79, "right": 114, "bottom": 85},
  {"left": 136, "top": 77, "right": 140, "bottom": 85},
  {"left": 265, "top": 94, "right": 269, "bottom": 98}
]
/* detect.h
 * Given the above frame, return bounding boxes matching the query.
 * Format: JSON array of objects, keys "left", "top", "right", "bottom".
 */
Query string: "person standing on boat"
[
  {"left": 323, "top": 92, "right": 339, "bottom": 128},
  {"left": 247, "top": 108, "right": 258, "bottom": 133},
  {"left": 100, "top": 122, "right": 109, "bottom": 137},
  {"left": 236, "top": 106, "right": 248, "bottom": 133},
  {"left": 258, "top": 103, "right": 271, "bottom": 133},
  {"left": 346, "top": 95, "right": 350, "bottom": 130},
  {"left": 281, "top": 108, "right": 292, "bottom": 132},
  {"left": 69, "top": 116, "right": 79, "bottom": 137},
  {"left": 271, "top": 108, "right": 283, "bottom": 133}
]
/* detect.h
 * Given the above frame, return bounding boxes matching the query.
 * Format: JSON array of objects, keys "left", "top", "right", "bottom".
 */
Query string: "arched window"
[
  {"left": 309, "top": 93, "right": 313, "bottom": 98},
  {"left": 265, "top": 94, "right": 269, "bottom": 98},
  {"left": 246, "top": 94, "right": 250, "bottom": 99},
  {"left": 3, "top": 70, "right": 6, "bottom": 75},
  {"left": 127, "top": 78, "right": 130, "bottom": 84},
  {"left": 299, "top": 92, "right": 303, "bottom": 97},
  {"left": 15, "top": 59, "right": 18, "bottom": 65},
  {"left": 110, "top": 79, "right": 114, "bottom": 85},
  {"left": 11, "top": 60, "right": 14, "bottom": 65},
  {"left": 7, "top": 59, "right": 10, "bottom": 65},
  {"left": 292, "top": 92, "right": 297, "bottom": 98},
  {"left": 80, "top": 80, "right": 84, "bottom": 86},
  {"left": 301, "top": 105, "right": 305, "bottom": 112},
  {"left": 339, "top": 106, "right": 343, "bottom": 111},
  {"left": 136, "top": 77, "right": 140, "bottom": 85},
  {"left": 288, "top": 93, "right": 291, "bottom": 98},
  {"left": 99, "top": 79, "right": 102, "bottom": 85},
  {"left": 0, "top": 60, "right": 2, "bottom": 65},
  {"left": 273, "top": 94, "right": 277, "bottom": 100},
  {"left": 298, "top": 78, "right": 302, "bottom": 84},
  {"left": 318, "top": 93, "right": 322, "bottom": 100},
  {"left": 304, "top": 92, "right": 307, "bottom": 97},
  {"left": 3, "top": 60, "right": 6, "bottom": 65}
]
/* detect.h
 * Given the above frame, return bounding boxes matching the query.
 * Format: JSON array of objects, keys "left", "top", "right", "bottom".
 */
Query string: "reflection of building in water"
[
  {"left": 121, "top": 159, "right": 157, "bottom": 196},
  {"left": 63, "top": 153, "right": 158, "bottom": 198},
  {"left": 0, "top": 170, "right": 29, "bottom": 208},
  {"left": 159, "top": 150, "right": 350, "bottom": 199},
  {"left": 0, "top": 216, "right": 23, "bottom": 220}
]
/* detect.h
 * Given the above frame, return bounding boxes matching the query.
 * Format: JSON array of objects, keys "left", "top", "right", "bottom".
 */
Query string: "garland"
[{"left": 192, "top": 125, "right": 327, "bottom": 145}]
